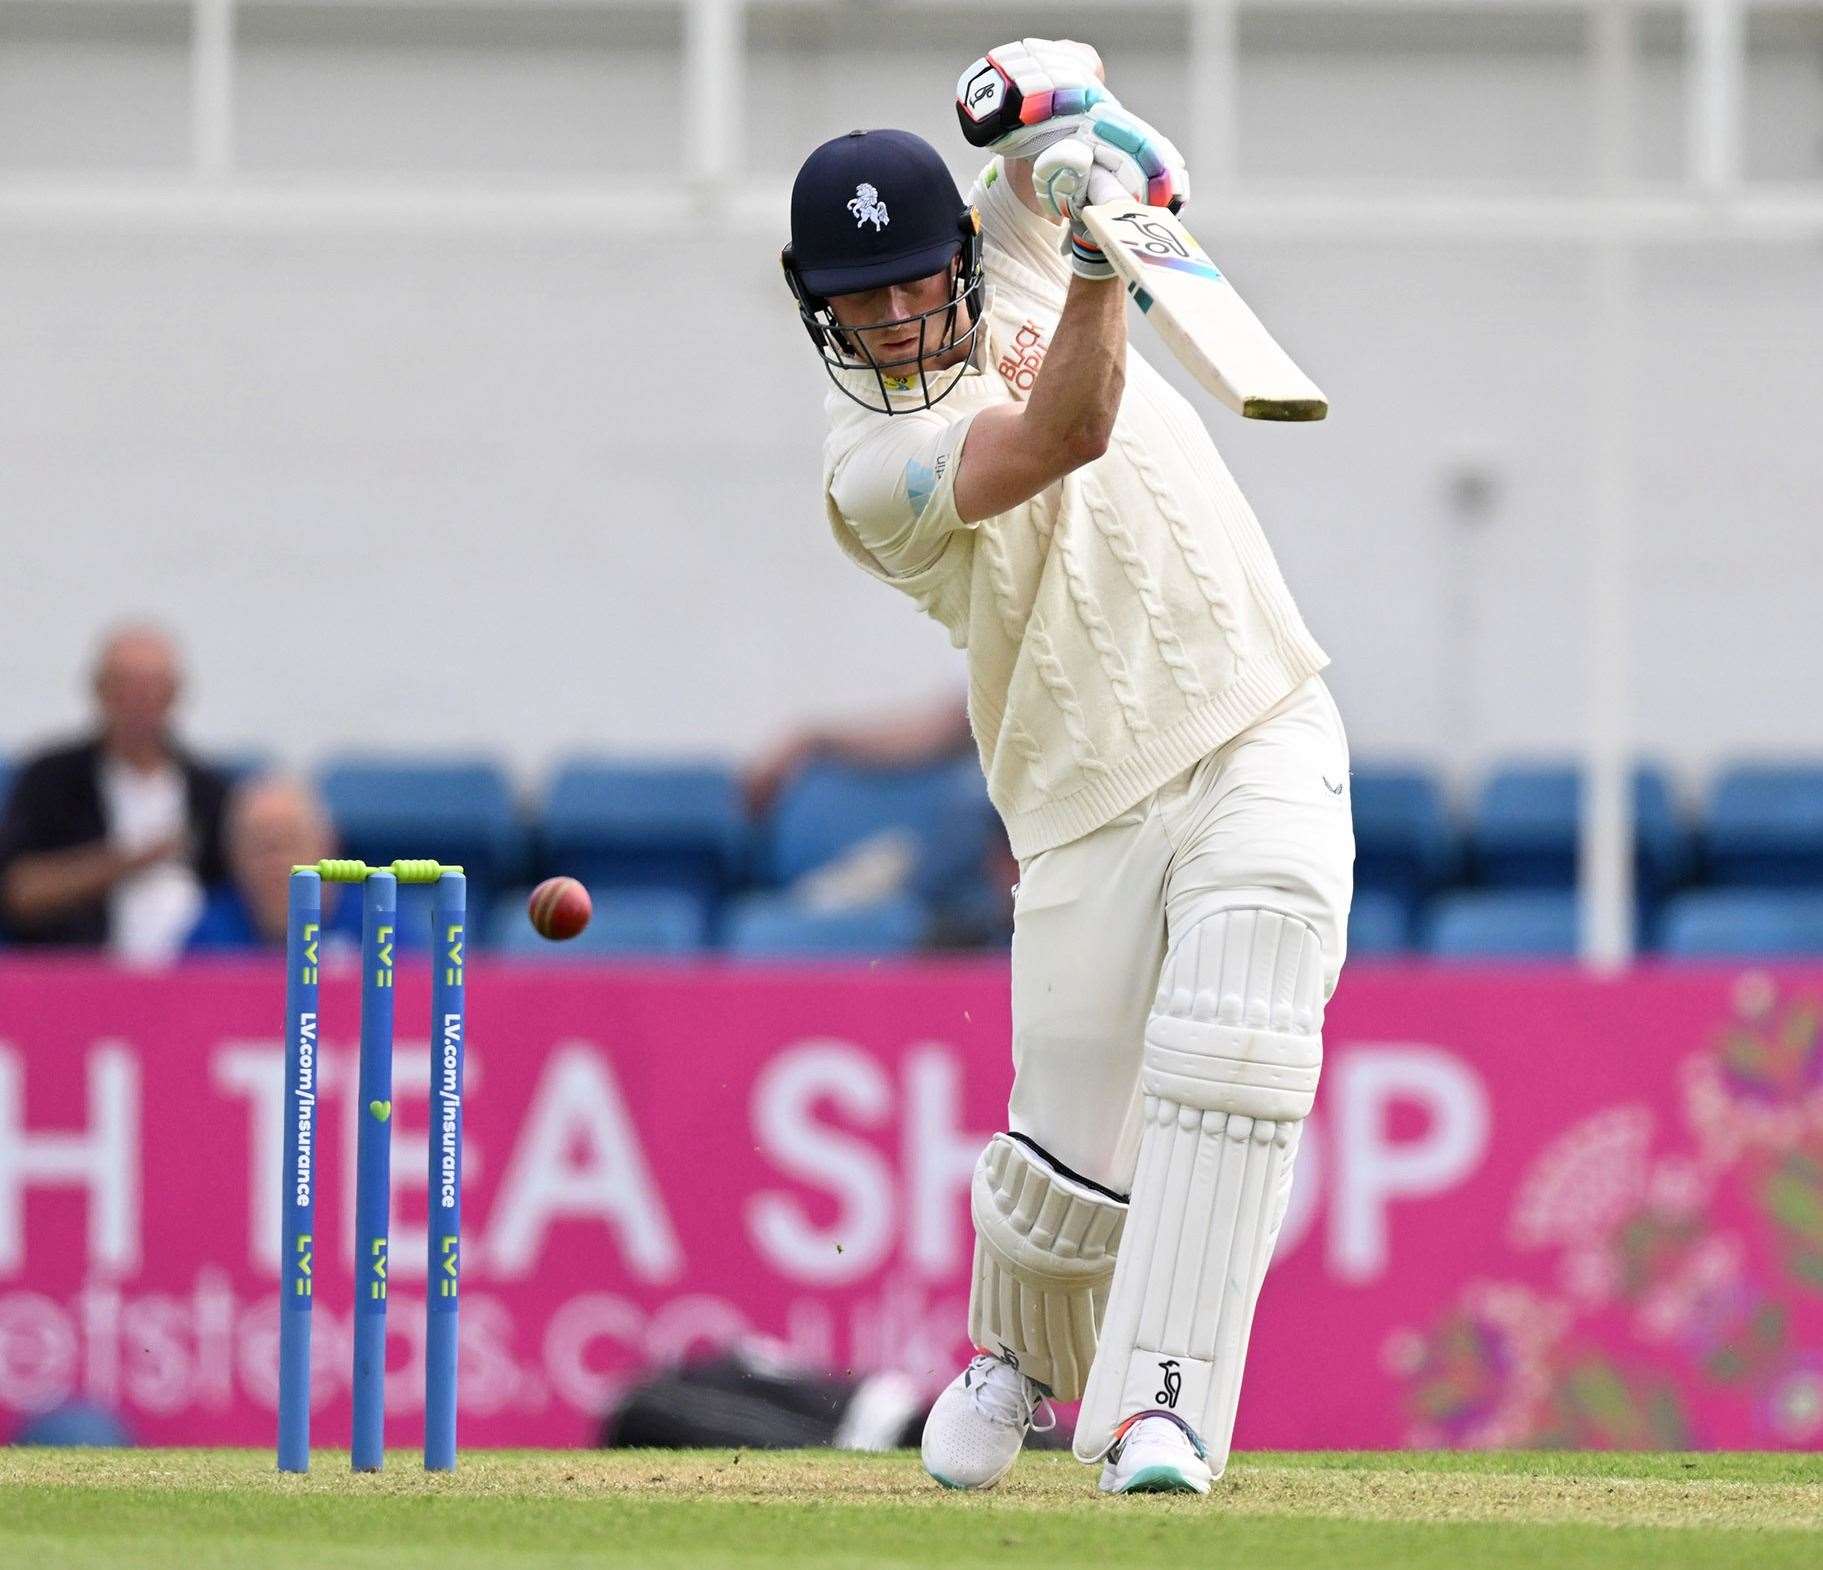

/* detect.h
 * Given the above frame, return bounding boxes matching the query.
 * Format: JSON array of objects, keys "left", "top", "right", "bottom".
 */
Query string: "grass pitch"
[{"left": 2, "top": 1448, "right": 1819, "bottom": 1570}]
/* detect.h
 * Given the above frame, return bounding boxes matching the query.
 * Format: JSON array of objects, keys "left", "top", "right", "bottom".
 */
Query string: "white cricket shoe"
[
  {"left": 1097, "top": 1411, "right": 1213, "bottom": 1495},
  {"left": 920, "top": 1352, "right": 1050, "bottom": 1491}
]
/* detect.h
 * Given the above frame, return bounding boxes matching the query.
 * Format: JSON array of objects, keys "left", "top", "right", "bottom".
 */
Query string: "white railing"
[{"left": 1, "top": 0, "right": 1816, "bottom": 230}]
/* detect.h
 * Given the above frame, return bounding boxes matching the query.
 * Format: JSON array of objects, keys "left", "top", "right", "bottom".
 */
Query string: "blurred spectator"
[
  {"left": 0, "top": 624, "right": 228, "bottom": 963},
  {"left": 187, "top": 775, "right": 339, "bottom": 952},
  {"left": 746, "top": 693, "right": 1016, "bottom": 949},
  {"left": 745, "top": 692, "right": 976, "bottom": 816}
]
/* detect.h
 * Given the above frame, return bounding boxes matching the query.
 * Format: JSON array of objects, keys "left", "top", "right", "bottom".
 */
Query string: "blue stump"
[
  {"left": 351, "top": 871, "right": 397, "bottom": 1471},
  {"left": 278, "top": 869, "right": 322, "bottom": 1472},
  {"left": 424, "top": 871, "right": 466, "bottom": 1470}
]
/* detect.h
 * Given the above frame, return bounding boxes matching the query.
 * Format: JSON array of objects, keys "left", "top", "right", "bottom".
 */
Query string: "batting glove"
[
  {"left": 1072, "top": 100, "right": 1190, "bottom": 214},
  {"left": 1033, "top": 140, "right": 1127, "bottom": 279},
  {"left": 956, "top": 37, "right": 1113, "bottom": 160},
  {"left": 1033, "top": 106, "right": 1191, "bottom": 280}
]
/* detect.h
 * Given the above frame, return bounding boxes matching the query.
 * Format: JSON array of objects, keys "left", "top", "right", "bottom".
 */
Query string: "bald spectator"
[
  {"left": 0, "top": 624, "right": 228, "bottom": 962},
  {"left": 187, "top": 776, "right": 341, "bottom": 952}
]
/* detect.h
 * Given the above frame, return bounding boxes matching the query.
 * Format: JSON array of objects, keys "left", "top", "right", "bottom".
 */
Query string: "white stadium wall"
[{"left": 2, "top": 3, "right": 1821, "bottom": 785}]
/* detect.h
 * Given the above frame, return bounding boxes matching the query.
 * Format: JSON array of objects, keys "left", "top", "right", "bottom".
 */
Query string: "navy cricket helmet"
[{"left": 782, "top": 128, "right": 985, "bottom": 414}]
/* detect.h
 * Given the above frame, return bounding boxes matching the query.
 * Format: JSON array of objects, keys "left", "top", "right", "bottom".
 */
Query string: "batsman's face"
[{"left": 828, "top": 266, "right": 961, "bottom": 370}]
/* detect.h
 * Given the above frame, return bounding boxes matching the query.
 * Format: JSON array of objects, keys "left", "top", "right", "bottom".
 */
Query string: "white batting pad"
[
  {"left": 968, "top": 1133, "right": 1127, "bottom": 1401},
  {"left": 1073, "top": 908, "right": 1325, "bottom": 1471}
]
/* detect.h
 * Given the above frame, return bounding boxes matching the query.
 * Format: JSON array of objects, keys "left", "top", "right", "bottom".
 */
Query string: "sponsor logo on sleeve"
[{"left": 997, "top": 320, "right": 1050, "bottom": 394}]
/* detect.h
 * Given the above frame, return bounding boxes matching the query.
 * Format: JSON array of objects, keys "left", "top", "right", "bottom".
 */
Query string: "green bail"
[{"left": 292, "top": 859, "right": 463, "bottom": 884}]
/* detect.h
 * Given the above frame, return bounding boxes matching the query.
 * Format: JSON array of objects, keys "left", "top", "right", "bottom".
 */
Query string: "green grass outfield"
[{"left": 3, "top": 1448, "right": 1820, "bottom": 1570}]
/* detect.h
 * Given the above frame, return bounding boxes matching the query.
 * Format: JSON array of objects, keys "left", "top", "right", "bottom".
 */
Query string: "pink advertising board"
[{"left": 1, "top": 956, "right": 1820, "bottom": 1451}]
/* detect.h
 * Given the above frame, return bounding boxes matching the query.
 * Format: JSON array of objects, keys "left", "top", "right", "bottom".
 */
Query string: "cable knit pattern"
[
  {"left": 967, "top": 679, "right": 1051, "bottom": 814},
  {"left": 1111, "top": 424, "right": 1244, "bottom": 662},
  {"left": 1028, "top": 490, "right": 1058, "bottom": 547},
  {"left": 1024, "top": 617, "right": 1112, "bottom": 782},
  {"left": 1078, "top": 476, "right": 1209, "bottom": 707},
  {"left": 975, "top": 514, "right": 1032, "bottom": 646},
  {"left": 1055, "top": 511, "right": 1153, "bottom": 741},
  {"left": 1000, "top": 715, "right": 1050, "bottom": 811},
  {"left": 1004, "top": 714, "right": 1047, "bottom": 773},
  {"left": 818, "top": 157, "right": 1328, "bottom": 860}
]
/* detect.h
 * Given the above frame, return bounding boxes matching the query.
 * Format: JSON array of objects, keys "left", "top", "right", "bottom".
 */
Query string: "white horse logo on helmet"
[{"left": 847, "top": 183, "right": 889, "bottom": 231}]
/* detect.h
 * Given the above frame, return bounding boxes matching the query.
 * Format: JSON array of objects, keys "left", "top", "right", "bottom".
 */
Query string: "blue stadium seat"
[
  {"left": 1425, "top": 891, "right": 1579, "bottom": 959},
  {"left": 1705, "top": 765, "right": 1823, "bottom": 887},
  {"left": 723, "top": 893, "right": 927, "bottom": 959},
  {"left": 1658, "top": 890, "right": 1823, "bottom": 958},
  {"left": 1347, "top": 890, "right": 1412, "bottom": 956},
  {"left": 1348, "top": 767, "right": 1455, "bottom": 910},
  {"left": 541, "top": 760, "right": 746, "bottom": 905},
  {"left": 762, "top": 756, "right": 995, "bottom": 903},
  {"left": 10, "top": 1398, "right": 131, "bottom": 1447},
  {"left": 319, "top": 756, "right": 524, "bottom": 905},
  {"left": 1469, "top": 763, "right": 1687, "bottom": 895},
  {"left": 485, "top": 887, "right": 709, "bottom": 957}
]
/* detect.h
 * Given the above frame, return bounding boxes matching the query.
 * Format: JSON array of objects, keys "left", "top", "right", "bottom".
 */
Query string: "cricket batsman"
[{"left": 782, "top": 39, "right": 1354, "bottom": 1495}]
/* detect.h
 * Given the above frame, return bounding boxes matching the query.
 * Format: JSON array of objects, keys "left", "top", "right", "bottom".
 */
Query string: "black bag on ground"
[{"left": 597, "top": 1348, "right": 924, "bottom": 1450}]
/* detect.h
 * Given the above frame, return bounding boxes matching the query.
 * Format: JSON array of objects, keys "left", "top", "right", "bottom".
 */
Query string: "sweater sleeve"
[
  {"left": 828, "top": 407, "right": 978, "bottom": 581},
  {"left": 970, "top": 158, "right": 1071, "bottom": 309}
]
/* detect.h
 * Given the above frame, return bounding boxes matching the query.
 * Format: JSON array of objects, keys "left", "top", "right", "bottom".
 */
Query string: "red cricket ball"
[{"left": 527, "top": 876, "right": 592, "bottom": 941}]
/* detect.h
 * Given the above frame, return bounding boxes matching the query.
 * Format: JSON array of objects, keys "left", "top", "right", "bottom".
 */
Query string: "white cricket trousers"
[{"left": 1005, "top": 675, "right": 1355, "bottom": 1193}]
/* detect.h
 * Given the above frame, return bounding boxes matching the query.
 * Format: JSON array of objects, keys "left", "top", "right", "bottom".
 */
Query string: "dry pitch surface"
[{"left": 2, "top": 1448, "right": 1820, "bottom": 1570}]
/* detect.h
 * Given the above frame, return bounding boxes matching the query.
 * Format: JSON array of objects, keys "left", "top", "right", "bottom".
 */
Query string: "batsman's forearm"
[
  {"left": 1023, "top": 272, "right": 1127, "bottom": 465},
  {"left": 1003, "top": 156, "right": 1045, "bottom": 218}
]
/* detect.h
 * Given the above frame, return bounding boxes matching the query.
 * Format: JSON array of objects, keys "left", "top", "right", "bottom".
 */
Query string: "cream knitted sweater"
[{"left": 822, "top": 160, "right": 1329, "bottom": 861}]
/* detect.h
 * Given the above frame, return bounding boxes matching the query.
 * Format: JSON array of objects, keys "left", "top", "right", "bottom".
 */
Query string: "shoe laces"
[{"left": 965, "top": 1353, "right": 1055, "bottom": 1433}]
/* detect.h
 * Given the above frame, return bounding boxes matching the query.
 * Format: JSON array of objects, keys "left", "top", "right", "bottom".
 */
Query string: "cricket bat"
[{"left": 1081, "top": 201, "right": 1328, "bottom": 422}]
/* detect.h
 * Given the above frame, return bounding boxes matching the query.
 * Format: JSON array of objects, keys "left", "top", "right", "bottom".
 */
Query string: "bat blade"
[{"left": 1080, "top": 201, "right": 1328, "bottom": 422}]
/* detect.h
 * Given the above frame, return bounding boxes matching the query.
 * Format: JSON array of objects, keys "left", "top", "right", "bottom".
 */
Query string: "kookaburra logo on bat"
[
  {"left": 848, "top": 184, "right": 890, "bottom": 231},
  {"left": 1113, "top": 211, "right": 1190, "bottom": 259}
]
